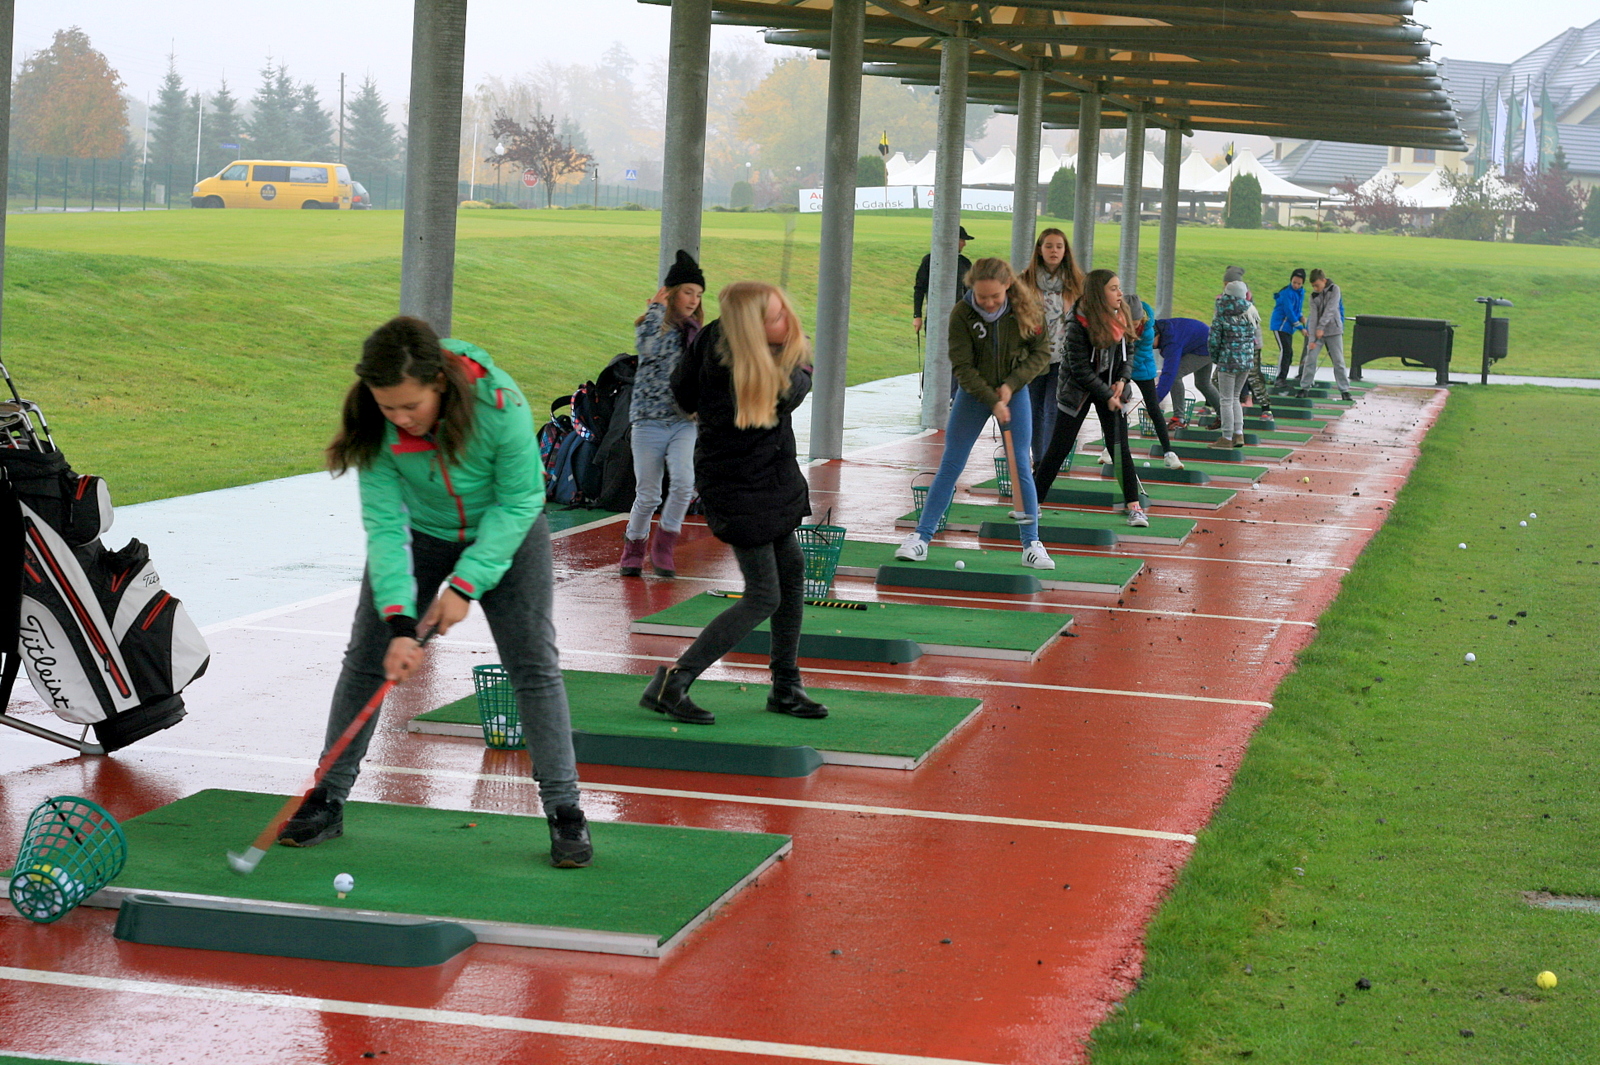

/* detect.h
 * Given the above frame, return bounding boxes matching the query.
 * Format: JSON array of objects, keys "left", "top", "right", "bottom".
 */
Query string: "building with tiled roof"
[{"left": 1264, "top": 18, "right": 1600, "bottom": 191}]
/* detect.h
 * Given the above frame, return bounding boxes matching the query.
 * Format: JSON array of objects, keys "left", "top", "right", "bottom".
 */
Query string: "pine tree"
[
  {"left": 1226, "top": 173, "right": 1263, "bottom": 229},
  {"left": 148, "top": 56, "right": 197, "bottom": 184},
  {"left": 295, "top": 82, "right": 337, "bottom": 160},
  {"left": 244, "top": 61, "right": 301, "bottom": 159},
  {"left": 201, "top": 79, "right": 243, "bottom": 177},
  {"left": 1046, "top": 167, "right": 1076, "bottom": 220},
  {"left": 342, "top": 75, "right": 399, "bottom": 183},
  {"left": 11, "top": 26, "right": 128, "bottom": 157}
]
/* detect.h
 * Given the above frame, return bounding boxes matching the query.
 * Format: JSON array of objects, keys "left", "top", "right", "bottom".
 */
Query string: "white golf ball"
[
  {"left": 333, "top": 873, "right": 354, "bottom": 894},
  {"left": 1458, "top": 543, "right": 1467, "bottom": 550},
  {"left": 1519, "top": 520, "right": 1527, "bottom": 527},
  {"left": 1464, "top": 652, "right": 1476, "bottom": 663},
  {"left": 1529, "top": 512, "right": 1537, "bottom": 519},
  {"left": 954, "top": 560, "right": 966, "bottom": 570}
]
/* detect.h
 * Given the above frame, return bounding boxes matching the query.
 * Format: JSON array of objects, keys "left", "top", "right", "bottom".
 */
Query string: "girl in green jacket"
[{"left": 280, "top": 316, "right": 591, "bottom": 869}]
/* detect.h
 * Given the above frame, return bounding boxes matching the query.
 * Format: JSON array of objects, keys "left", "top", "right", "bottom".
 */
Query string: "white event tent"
[{"left": 1200, "top": 149, "right": 1325, "bottom": 199}]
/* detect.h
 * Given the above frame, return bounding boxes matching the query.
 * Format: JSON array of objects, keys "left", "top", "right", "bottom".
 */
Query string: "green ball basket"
[
  {"left": 795, "top": 523, "right": 846, "bottom": 599},
  {"left": 472, "top": 664, "right": 523, "bottom": 750},
  {"left": 7, "top": 796, "right": 127, "bottom": 924},
  {"left": 910, "top": 473, "right": 948, "bottom": 534}
]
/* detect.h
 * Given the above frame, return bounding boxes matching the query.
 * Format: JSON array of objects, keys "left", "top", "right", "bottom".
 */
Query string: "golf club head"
[{"left": 226, "top": 846, "right": 266, "bottom": 875}]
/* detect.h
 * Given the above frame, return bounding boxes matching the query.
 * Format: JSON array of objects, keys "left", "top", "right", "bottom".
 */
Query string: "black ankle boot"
[
  {"left": 640, "top": 666, "right": 715, "bottom": 724},
  {"left": 767, "top": 682, "right": 828, "bottom": 719}
]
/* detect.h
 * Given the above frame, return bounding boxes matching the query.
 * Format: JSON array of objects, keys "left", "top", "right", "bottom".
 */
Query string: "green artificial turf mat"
[
  {"left": 901, "top": 502, "right": 1196, "bottom": 541},
  {"left": 83, "top": 789, "right": 789, "bottom": 955},
  {"left": 414, "top": 669, "right": 982, "bottom": 770},
  {"left": 1070, "top": 453, "right": 1268, "bottom": 483},
  {"left": 972, "top": 478, "right": 1236, "bottom": 509},
  {"left": 546, "top": 507, "right": 620, "bottom": 534},
  {"left": 1146, "top": 442, "right": 1295, "bottom": 461},
  {"left": 632, "top": 592, "right": 1070, "bottom": 660},
  {"left": 835, "top": 538, "right": 1142, "bottom": 593}
]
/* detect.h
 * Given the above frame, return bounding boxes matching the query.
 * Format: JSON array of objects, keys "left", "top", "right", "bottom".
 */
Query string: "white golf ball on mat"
[
  {"left": 954, "top": 560, "right": 966, "bottom": 570},
  {"left": 333, "top": 873, "right": 354, "bottom": 896}
]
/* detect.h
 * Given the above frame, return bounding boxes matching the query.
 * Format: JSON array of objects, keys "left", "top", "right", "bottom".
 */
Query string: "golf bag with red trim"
[{"left": 0, "top": 414, "right": 210, "bottom": 753}]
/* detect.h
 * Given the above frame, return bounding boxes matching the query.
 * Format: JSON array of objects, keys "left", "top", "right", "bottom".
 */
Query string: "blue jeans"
[
  {"left": 916, "top": 388, "right": 1039, "bottom": 544},
  {"left": 627, "top": 417, "right": 697, "bottom": 539},
  {"left": 320, "top": 516, "right": 579, "bottom": 812},
  {"left": 1026, "top": 364, "right": 1060, "bottom": 464}
]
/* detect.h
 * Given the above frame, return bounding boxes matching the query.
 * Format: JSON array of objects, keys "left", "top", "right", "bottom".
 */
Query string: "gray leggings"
[
  {"left": 676, "top": 531, "right": 805, "bottom": 686},
  {"left": 320, "top": 515, "right": 579, "bottom": 812},
  {"left": 1169, "top": 352, "right": 1221, "bottom": 414}
]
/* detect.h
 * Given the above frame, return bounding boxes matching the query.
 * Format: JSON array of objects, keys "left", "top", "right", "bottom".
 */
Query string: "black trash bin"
[{"left": 1350, "top": 316, "right": 1455, "bottom": 385}]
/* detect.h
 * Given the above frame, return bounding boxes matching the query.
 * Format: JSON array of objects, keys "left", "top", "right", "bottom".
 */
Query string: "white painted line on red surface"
[
  {"left": 0, "top": 966, "right": 1016, "bottom": 1064},
  {"left": 228, "top": 626, "right": 1276, "bottom": 708},
  {"left": 128, "top": 746, "right": 1199, "bottom": 844}
]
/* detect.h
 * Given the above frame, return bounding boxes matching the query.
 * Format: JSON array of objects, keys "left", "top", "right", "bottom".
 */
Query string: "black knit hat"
[
  {"left": 1290, "top": 267, "right": 1307, "bottom": 282},
  {"left": 663, "top": 249, "right": 706, "bottom": 289}
]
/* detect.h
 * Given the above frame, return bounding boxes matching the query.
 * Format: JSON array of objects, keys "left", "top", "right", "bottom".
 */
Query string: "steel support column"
[
  {"left": 809, "top": 0, "right": 864, "bottom": 461},
  {"left": 0, "top": 0, "right": 12, "bottom": 340},
  {"left": 1118, "top": 109, "right": 1145, "bottom": 298},
  {"left": 1073, "top": 90, "right": 1101, "bottom": 271},
  {"left": 1009, "top": 67, "right": 1044, "bottom": 271},
  {"left": 920, "top": 30, "right": 970, "bottom": 430},
  {"left": 399, "top": 0, "right": 467, "bottom": 336},
  {"left": 1155, "top": 129, "right": 1184, "bottom": 319},
  {"left": 658, "top": 0, "right": 712, "bottom": 282}
]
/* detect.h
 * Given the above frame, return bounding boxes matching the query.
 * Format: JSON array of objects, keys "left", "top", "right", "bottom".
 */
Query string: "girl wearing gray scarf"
[{"left": 1020, "top": 229, "right": 1084, "bottom": 463}]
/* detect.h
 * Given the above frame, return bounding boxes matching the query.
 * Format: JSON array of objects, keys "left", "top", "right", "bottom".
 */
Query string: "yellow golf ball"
[{"left": 1537, "top": 971, "right": 1557, "bottom": 990}]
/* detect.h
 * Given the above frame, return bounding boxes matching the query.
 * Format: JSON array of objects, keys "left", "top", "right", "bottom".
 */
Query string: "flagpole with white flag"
[
  {"left": 1521, "top": 86, "right": 1537, "bottom": 174},
  {"left": 1492, "top": 89, "right": 1509, "bottom": 174}
]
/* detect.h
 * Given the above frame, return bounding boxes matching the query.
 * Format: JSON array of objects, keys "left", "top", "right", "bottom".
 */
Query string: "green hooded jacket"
[{"left": 359, "top": 339, "right": 543, "bottom": 621}]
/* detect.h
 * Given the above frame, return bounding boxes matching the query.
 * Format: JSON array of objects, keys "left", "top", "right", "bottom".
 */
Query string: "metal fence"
[{"left": 1, "top": 155, "right": 665, "bottom": 212}]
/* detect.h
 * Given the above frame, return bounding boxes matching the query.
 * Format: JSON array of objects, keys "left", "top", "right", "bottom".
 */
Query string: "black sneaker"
[
  {"left": 1295, "top": 389, "right": 1309, "bottom": 398},
  {"left": 548, "top": 804, "right": 593, "bottom": 868},
  {"left": 1340, "top": 391, "right": 1353, "bottom": 402},
  {"left": 767, "top": 687, "right": 829, "bottom": 719},
  {"left": 278, "top": 786, "right": 344, "bottom": 847}
]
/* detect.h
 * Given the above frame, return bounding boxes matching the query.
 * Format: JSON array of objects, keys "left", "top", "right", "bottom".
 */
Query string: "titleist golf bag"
[{"left": 0, "top": 374, "right": 209, "bottom": 754}]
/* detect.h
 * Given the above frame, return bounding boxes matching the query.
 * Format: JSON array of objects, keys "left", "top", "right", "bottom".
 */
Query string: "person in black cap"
[
  {"left": 912, "top": 225, "right": 973, "bottom": 337},
  {"left": 619, "top": 249, "right": 706, "bottom": 579}
]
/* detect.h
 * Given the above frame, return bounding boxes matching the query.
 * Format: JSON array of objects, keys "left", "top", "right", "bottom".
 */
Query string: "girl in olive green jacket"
[{"left": 896, "top": 258, "right": 1055, "bottom": 570}]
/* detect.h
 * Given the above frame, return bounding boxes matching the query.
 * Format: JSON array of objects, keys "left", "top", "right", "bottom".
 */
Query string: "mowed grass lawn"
[
  {"left": 2, "top": 208, "right": 1596, "bottom": 502},
  {"left": 1090, "top": 386, "right": 1600, "bottom": 1063}
]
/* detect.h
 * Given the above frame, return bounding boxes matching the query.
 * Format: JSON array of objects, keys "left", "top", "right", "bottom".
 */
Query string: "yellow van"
[{"left": 191, "top": 160, "right": 352, "bottom": 210}]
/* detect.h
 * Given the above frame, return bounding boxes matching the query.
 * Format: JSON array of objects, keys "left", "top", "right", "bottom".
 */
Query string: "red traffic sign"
[{"left": 522, "top": 168, "right": 539, "bottom": 187}]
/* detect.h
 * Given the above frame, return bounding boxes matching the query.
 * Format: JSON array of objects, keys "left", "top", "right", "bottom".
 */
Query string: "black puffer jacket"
[
  {"left": 1058, "top": 306, "right": 1131, "bottom": 414},
  {"left": 671, "top": 319, "right": 813, "bottom": 548}
]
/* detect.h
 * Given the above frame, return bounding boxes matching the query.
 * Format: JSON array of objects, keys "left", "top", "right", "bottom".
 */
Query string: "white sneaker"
[
  {"left": 894, "top": 533, "right": 929, "bottom": 562},
  {"left": 1021, "top": 540, "right": 1056, "bottom": 570},
  {"left": 1162, "top": 451, "right": 1185, "bottom": 470},
  {"left": 1098, "top": 448, "right": 1113, "bottom": 465},
  {"left": 1126, "top": 506, "right": 1150, "bottom": 528}
]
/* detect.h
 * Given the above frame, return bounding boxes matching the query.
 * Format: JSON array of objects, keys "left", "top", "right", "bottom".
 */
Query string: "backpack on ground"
[
  {"left": 536, "top": 396, "right": 575, "bottom": 493},
  {"left": 0, "top": 382, "right": 210, "bottom": 755}
]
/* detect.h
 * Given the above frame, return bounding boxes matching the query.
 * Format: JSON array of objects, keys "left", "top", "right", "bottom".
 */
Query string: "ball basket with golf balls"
[{"left": 6, "top": 796, "right": 128, "bottom": 924}]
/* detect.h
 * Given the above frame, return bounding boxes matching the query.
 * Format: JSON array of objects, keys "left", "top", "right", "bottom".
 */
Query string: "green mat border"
[
  {"left": 3, "top": 796, "right": 792, "bottom": 959},
  {"left": 897, "top": 504, "right": 1194, "bottom": 546},
  {"left": 632, "top": 594, "right": 1071, "bottom": 663},
  {"left": 834, "top": 539, "right": 1141, "bottom": 594},
  {"left": 968, "top": 478, "right": 1236, "bottom": 511}
]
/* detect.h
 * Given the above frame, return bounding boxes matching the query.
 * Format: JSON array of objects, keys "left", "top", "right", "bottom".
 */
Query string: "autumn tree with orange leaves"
[{"left": 12, "top": 27, "right": 128, "bottom": 158}]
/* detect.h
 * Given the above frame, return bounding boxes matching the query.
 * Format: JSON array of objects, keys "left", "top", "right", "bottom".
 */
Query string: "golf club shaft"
[
  {"left": 1001, "top": 426, "right": 1023, "bottom": 511},
  {"left": 708, "top": 589, "right": 867, "bottom": 610},
  {"left": 238, "top": 632, "right": 434, "bottom": 861}
]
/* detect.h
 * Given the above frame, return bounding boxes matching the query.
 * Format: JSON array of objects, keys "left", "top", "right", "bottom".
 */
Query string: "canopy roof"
[{"left": 641, "top": 0, "right": 1464, "bottom": 150}]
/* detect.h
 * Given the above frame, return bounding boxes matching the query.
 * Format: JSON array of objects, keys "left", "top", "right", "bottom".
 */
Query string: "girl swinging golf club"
[{"left": 281, "top": 316, "right": 592, "bottom": 869}]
